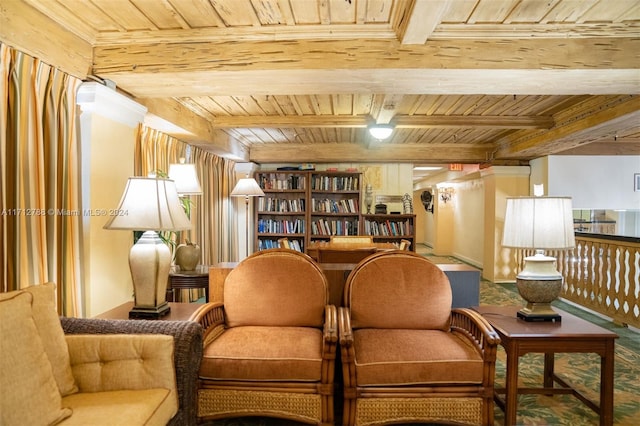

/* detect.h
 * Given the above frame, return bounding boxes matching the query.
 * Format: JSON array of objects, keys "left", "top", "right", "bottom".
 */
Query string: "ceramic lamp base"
[{"left": 516, "top": 276, "right": 562, "bottom": 322}]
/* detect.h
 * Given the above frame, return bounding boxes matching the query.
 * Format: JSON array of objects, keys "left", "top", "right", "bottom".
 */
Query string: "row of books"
[
  {"left": 363, "top": 219, "right": 413, "bottom": 236},
  {"left": 257, "top": 197, "right": 305, "bottom": 213},
  {"left": 258, "top": 238, "right": 303, "bottom": 252},
  {"left": 311, "top": 175, "right": 359, "bottom": 191},
  {"left": 311, "top": 219, "right": 359, "bottom": 236},
  {"left": 311, "top": 198, "right": 359, "bottom": 214},
  {"left": 257, "top": 219, "right": 305, "bottom": 234},
  {"left": 259, "top": 174, "right": 305, "bottom": 190}
]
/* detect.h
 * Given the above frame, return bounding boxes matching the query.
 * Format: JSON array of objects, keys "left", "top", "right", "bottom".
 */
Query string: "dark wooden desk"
[
  {"left": 474, "top": 305, "right": 618, "bottom": 426},
  {"left": 211, "top": 259, "right": 480, "bottom": 308},
  {"left": 306, "top": 241, "right": 397, "bottom": 263},
  {"left": 95, "top": 302, "right": 203, "bottom": 321}
]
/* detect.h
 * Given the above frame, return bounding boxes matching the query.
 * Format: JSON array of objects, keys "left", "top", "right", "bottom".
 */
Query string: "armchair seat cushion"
[
  {"left": 60, "top": 389, "right": 175, "bottom": 426},
  {"left": 200, "top": 326, "right": 323, "bottom": 382},
  {"left": 353, "top": 328, "right": 484, "bottom": 386}
]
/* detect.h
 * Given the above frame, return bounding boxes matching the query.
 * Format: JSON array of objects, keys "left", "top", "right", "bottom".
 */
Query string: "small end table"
[
  {"left": 474, "top": 305, "right": 618, "bottom": 426},
  {"left": 168, "top": 265, "right": 209, "bottom": 303}
]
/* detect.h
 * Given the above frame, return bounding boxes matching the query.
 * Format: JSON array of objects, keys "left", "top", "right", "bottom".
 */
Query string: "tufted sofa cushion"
[
  {"left": 346, "top": 253, "right": 452, "bottom": 330},
  {"left": 223, "top": 250, "right": 328, "bottom": 328}
]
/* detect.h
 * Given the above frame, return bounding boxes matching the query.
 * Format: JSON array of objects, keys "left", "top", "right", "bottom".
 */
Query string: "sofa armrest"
[{"left": 60, "top": 317, "right": 202, "bottom": 426}]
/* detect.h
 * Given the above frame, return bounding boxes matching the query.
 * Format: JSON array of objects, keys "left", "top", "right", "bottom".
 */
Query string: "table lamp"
[
  {"left": 104, "top": 176, "right": 191, "bottom": 318},
  {"left": 231, "top": 177, "right": 264, "bottom": 258},
  {"left": 169, "top": 158, "right": 203, "bottom": 271},
  {"left": 168, "top": 158, "right": 202, "bottom": 196},
  {"left": 502, "top": 195, "right": 575, "bottom": 321}
]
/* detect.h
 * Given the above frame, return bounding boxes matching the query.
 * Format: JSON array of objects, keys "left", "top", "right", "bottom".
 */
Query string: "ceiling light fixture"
[{"left": 368, "top": 124, "right": 394, "bottom": 140}]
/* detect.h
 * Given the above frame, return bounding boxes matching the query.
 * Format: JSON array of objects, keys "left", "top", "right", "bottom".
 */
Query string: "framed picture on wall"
[{"left": 635, "top": 173, "right": 640, "bottom": 192}]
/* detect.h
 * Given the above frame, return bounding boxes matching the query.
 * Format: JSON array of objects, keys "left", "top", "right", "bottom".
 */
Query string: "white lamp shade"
[
  {"left": 104, "top": 177, "right": 191, "bottom": 231},
  {"left": 502, "top": 196, "right": 575, "bottom": 250},
  {"left": 231, "top": 178, "right": 265, "bottom": 197},
  {"left": 168, "top": 162, "right": 202, "bottom": 195},
  {"left": 368, "top": 124, "right": 394, "bottom": 140}
]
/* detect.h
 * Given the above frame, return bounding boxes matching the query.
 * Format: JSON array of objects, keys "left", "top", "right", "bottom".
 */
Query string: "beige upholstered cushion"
[
  {"left": 224, "top": 251, "right": 328, "bottom": 328},
  {"left": 60, "top": 389, "right": 174, "bottom": 426},
  {"left": 352, "top": 328, "right": 484, "bottom": 386},
  {"left": 66, "top": 334, "right": 177, "bottom": 396},
  {"left": 200, "top": 326, "right": 323, "bottom": 382},
  {"left": 346, "top": 253, "right": 452, "bottom": 330},
  {"left": 18, "top": 283, "right": 77, "bottom": 395},
  {"left": 0, "top": 292, "right": 72, "bottom": 426}
]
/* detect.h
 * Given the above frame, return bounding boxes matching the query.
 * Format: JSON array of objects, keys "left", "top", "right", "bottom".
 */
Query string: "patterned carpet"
[{"left": 201, "top": 254, "right": 640, "bottom": 425}]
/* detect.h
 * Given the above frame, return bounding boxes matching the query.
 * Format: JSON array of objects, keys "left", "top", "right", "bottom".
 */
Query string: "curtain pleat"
[
  {"left": 0, "top": 43, "right": 82, "bottom": 315},
  {"left": 135, "top": 125, "right": 238, "bottom": 270}
]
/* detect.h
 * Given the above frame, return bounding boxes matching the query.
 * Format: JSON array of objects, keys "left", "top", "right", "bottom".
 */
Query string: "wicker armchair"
[
  {"left": 191, "top": 249, "right": 337, "bottom": 425},
  {"left": 339, "top": 251, "right": 500, "bottom": 426},
  {"left": 60, "top": 317, "right": 203, "bottom": 426}
]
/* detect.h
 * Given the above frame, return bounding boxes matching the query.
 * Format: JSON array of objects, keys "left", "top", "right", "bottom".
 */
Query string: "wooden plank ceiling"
[{"left": 5, "top": 0, "right": 640, "bottom": 165}]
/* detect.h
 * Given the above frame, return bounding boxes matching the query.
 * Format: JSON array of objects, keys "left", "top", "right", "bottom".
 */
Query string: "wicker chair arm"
[
  {"left": 188, "top": 302, "right": 225, "bottom": 343},
  {"left": 451, "top": 308, "right": 501, "bottom": 353},
  {"left": 338, "top": 307, "right": 353, "bottom": 347},
  {"left": 323, "top": 304, "right": 338, "bottom": 343},
  {"left": 59, "top": 317, "right": 202, "bottom": 426}
]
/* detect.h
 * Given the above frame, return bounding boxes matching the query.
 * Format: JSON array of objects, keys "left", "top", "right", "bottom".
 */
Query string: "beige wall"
[
  {"left": 78, "top": 83, "right": 147, "bottom": 317},
  {"left": 481, "top": 166, "right": 530, "bottom": 283}
]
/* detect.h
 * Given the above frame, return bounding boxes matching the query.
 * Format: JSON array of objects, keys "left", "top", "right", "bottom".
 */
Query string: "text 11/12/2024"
[{"left": 1, "top": 209, "right": 128, "bottom": 217}]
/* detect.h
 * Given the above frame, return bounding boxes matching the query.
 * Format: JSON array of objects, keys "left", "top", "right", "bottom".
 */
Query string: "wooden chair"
[
  {"left": 316, "top": 247, "right": 377, "bottom": 264},
  {"left": 277, "top": 237, "right": 290, "bottom": 249},
  {"left": 192, "top": 249, "right": 337, "bottom": 425},
  {"left": 339, "top": 251, "right": 500, "bottom": 426},
  {"left": 399, "top": 239, "right": 411, "bottom": 250},
  {"left": 329, "top": 235, "right": 373, "bottom": 244}
]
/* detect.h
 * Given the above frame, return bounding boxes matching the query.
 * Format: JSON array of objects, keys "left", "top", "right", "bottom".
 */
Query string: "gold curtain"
[
  {"left": 0, "top": 44, "right": 83, "bottom": 315},
  {"left": 135, "top": 125, "right": 238, "bottom": 267}
]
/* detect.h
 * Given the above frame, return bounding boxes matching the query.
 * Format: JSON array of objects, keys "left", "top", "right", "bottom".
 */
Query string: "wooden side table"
[
  {"left": 168, "top": 265, "right": 209, "bottom": 303},
  {"left": 474, "top": 305, "right": 618, "bottom": 426},
  {"left": 96, "top": 302, "right": 203, "bottom": 321}
]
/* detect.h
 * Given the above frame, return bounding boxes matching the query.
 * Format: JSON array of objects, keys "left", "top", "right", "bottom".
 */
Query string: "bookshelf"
[
  {"left": 255, "top": 171, "right": 308, "bottom": 252},
  {"left": 309, "top": 172, "right": 362, "bottom": 244},
  {"left": 255, "top": 170, "right": 363, "bottom": 251},
  {"left": 362, "top": 214, "right": 416, "bottom": 250}
]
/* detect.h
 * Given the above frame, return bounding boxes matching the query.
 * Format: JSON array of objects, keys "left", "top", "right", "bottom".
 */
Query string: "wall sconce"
[{"left": 440, "top": 187, "right": 454, "bottom": 203}]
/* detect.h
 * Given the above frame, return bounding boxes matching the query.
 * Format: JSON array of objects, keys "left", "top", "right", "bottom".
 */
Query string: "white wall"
[{"left": 541, "top": 155, "right": 640, "bottom": 210}]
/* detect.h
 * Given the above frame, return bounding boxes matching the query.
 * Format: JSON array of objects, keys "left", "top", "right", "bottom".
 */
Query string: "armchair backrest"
[
  {"left": 224, "top": 249, "right": 329, "bottom": 328},
  {"left": 344, "top": 251, "right": 452, "bottom": 330}
]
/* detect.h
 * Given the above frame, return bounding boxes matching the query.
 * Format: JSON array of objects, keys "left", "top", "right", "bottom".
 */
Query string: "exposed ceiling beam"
[
  {"left": 137, "top": 97, "right": 249, "bottom": 161},
  {"left": 205, "top": 114, "right": 554, "bottom": 129},
  {"left": 249, "top": 142, "right": 489, "bottom": 164},
  {"left": 93, "top": 37, "right": 639, "bottom": 74},
  {"left": 1, "top": 0, "right": 92, "bottom": 78},
  {"left": 400, "top": 0, "right": 450, "bottom": 44},
  {"left": 495, "top": 95, "right": 640, "bottom": 159}
]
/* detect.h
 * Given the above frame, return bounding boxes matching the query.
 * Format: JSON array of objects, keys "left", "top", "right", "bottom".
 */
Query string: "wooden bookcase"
[
  {"left": 309, "top": 172, "right": 361, "bottom": 244},
  {"left": 254, "top": 171, "right": 362, "bottom": 251},
  {"left": 255, "top": 171, "right": 308, "bottom": 252},
  {"left": 362, "top": 214, "right": 416, "bottom": 250}
]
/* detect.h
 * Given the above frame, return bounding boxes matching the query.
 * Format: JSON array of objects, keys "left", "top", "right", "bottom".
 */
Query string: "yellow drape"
[
  {"left": 0, "top": 43, "right": 82, "bottom": 315},
  {"left": 135, "top": 125, "right": 238, "bottom": 268}
]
